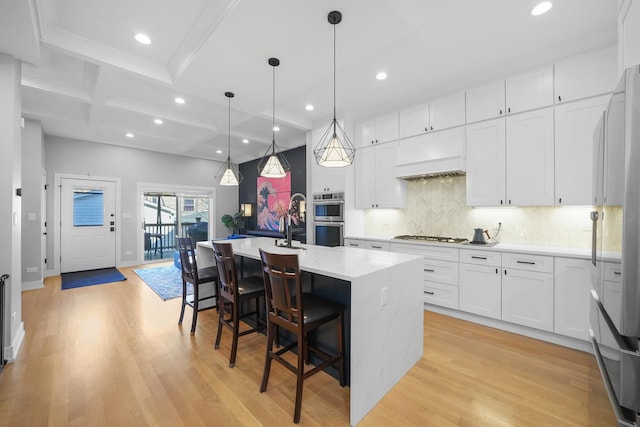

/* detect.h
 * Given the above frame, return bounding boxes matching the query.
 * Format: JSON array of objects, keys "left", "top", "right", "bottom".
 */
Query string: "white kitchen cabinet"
[
  {"left": 429, "top": 92, "right": 466, "bottom": 131},
  {"left": 399, "top": 103, "right": 430, "bottom": 138},
  {"left": 554, "top": 96, "right": 609, "bottom": 205},
  {"left": 466, "top": 80, "right": 506, "bottom": 123},
  {"left": 603, "top": 261, "right": 623, "bottom": 332},
  {"left": 505, "top": 107, "right": 555, "bottom": 206},
  {"left": 466, "top": 118, "right": 506, "bottom": 206},
  {"left": 459, "top": 250, "right": 502, "bottom": 319},
  {"left": 355, "top": 112, "right": 399, "bottom": 147},
  {"left": 505, "top": 65, "right": 554, "bottom": 114},
  {"left": 554, "top": 44, "right": 617, "bottom": 103},
  {"left": 554, "top": 257, "right": 592, "bottom": 341},
  {"left": 390, "top": 243, "right": 459, "bottom": 309},
  {"left": 310, "top": 126, "right": 345, "bottom": 193},
  {"left": 355, "top": 142, "right": 407, "bottom": 209},
  {"left": 619, "top": 0, "right": 640, "bottom": 72},
  {"left": 502, "top": 253, "right": 554, "bottom": 332},
  {"left": 344, "top": 238, "right": 389, "bottom": 251}
]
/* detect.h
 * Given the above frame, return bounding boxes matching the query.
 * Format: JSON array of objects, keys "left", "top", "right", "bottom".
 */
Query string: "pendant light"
[
  {"left": 215, "top": 91, "right": 243, "bottom": 186},
  {"left": 313, "top": 10, "right": 355, "bottom": 168},
  {"left": 258, "top": 57, "right": 290, "bottom": 178}
]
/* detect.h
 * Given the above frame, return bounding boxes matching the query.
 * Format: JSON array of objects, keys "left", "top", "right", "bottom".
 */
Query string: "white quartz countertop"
[
  {"left": 345, "top": 235, "right": 621, "bottom": 261},
  {"left": 198, "top": 237, "right": 423, "bottom": 281}
]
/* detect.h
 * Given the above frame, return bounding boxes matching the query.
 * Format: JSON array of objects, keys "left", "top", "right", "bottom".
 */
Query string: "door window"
[{"left": 73, "top": 189, "right": 104, "bottom": 226}]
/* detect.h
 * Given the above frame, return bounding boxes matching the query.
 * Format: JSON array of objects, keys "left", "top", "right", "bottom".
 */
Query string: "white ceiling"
[{"left": 2, "top": 0, "right": 618, "bottom": 164}]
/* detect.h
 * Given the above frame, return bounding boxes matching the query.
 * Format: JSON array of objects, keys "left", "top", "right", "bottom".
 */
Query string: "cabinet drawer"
[
  {"left": 459, "top": 249, "right": 501, "bottom": 267},
  {"left": 344, "top": 239, "right": 364, "bottom": 248},
  {"left": 424, "top": 282, "right": 459, "bottom": 309},
  {"left": 390, "top": 243, "right": 459, "bottom": 262},
  {"left": 502, "top": 253, "right": 553, "bottom": 273},
  {"left": 423, "top": 259, "right": 459, "bottom": 286},
  {"left": 604, "top": 262, "right": 622, "bottom": 283},
  {"left": 365, "top": 241, "right": 390, "bottom": 251}
]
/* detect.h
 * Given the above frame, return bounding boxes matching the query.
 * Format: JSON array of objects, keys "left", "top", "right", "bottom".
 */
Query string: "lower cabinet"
[
  {"left": 554, "top": 257, "right": 592, "bottom": 340},
  {"left": 343, "top": 238, "right": 390, "bottom": 251},
  {"left": 502, "top": 259, "right": 554, "bottom": 332},
  {"left": 459, "top": 250, "right": 502, "bottom": 319}
]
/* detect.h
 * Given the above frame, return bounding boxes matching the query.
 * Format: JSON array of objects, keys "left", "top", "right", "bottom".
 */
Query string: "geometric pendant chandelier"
[
  {"left": 215, "top": 91, "right": 243, "bottom": 185},
  {"left": 313, "top": 10, "right": 355, "bottom": 168}
]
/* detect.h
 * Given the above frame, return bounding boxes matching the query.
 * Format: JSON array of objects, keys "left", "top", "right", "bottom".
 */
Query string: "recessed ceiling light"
[
  {"left": 216, "top": 149, "right": 223, "bottom": 154},
  {"left": 126, "top": 132, "right": 134, "bottom": 138},
  {"left": 531, "top": 1, "right": 552, "bottom": 16},
  {"left": 273, "top": 126, "right": 280, "bottom": 132},
  {"left": 242, "top": 139, "right": 249, "bottom": 144},
  {"left": 174, "top": 97, "right": 185, "bottom": 104},
  {"left": 376, "top": 71, "right": 387, "bottom": 81},
  {"left": 305, "top": 104, "right": 314, "bottom": 111},
  {"left": 154, "top": 118, "right": 163, "bottom": 125},
  {"left": 134, "top": 33, "right": 151, "bottom": 45}
]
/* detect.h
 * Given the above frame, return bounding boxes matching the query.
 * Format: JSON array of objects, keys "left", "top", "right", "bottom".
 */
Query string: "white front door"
[{"left": 60, "top": 178, "right": 117, "bottom": 273}]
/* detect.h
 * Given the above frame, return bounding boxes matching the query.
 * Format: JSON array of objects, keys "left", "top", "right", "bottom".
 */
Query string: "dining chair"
[
  {"left": 258, "top": 249, "right": 345, "bottom": 424},
  {"left": 176, "top": 237, "right": 218, "bottom": 335},
  {"left": 212, "top": 242, "right": 265, "bottom": 367}
]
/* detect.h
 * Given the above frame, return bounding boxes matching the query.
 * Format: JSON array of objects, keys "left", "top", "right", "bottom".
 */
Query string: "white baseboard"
[
  {"left": 424, "top": 304, "right": 593, "bottom": 354},
  {"left": 22, "top": 280, "right": 44, "bottom": 291},
  {"left": 4, "top": 321, "right": 25, "bottom": 362}
]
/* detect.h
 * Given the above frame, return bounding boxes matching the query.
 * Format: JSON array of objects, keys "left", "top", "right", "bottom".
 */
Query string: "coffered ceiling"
[{"left": 2, "top": 0, "right": 617, "bottom": 163}]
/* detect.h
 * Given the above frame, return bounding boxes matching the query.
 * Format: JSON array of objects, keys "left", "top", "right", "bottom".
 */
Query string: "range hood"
[{"left": 395, "top": 127, "right": 466, "bottom": 179}]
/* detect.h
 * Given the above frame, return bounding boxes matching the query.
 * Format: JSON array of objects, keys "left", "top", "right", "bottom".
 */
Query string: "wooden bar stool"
[
  {"left": 176, "top": 237, "right": 218, "bottom": 335},
  {"left": 258, "top": 249, "right": 345, "bottom": 424},
  {"left": 213, "top": 242, "right": 265, "bottom": 367}
]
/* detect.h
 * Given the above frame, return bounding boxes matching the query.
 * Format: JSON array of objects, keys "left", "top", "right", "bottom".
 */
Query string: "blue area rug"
[
  {"left": 61, "top": 267, "right": 127, "bottom": 290},
  {"left": 134, "top": 265, "right": 190, "bottom": 301}
]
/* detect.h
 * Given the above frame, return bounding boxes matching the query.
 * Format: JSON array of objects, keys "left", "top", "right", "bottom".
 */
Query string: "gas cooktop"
[{"left": 393, "top": 235, "right": 469, "bottom": 244}]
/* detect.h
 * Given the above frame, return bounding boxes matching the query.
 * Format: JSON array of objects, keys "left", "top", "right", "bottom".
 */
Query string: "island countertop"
[{"left": 197, "top": 237, "right": 423, "bottom": 281}]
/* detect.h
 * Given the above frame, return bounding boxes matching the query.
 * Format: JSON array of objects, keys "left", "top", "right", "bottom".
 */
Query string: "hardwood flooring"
[{"left": 0, "top": 264, "right": 616, "bottom": 426}]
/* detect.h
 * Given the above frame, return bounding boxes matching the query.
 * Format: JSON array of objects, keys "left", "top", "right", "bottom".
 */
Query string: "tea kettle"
[{"left": 472, "top": 228, "right": 489, "bottom": 244}]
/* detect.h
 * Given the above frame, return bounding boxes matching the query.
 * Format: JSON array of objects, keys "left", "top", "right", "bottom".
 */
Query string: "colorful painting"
[{"left": 257, "top": 172, "right": 291, "bottom": 231}]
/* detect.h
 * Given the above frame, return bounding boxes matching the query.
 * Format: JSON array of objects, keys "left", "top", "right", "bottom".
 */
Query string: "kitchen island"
[{"left": 197, "top": 237, "right": 423, "bottom": 426}]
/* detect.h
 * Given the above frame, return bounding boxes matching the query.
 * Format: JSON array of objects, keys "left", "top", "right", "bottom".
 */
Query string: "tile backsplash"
[{"left": 364, "top": 176, "right": 621, "bottom": 250}]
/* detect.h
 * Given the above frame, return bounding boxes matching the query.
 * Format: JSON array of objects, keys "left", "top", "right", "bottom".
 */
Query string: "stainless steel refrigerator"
[{"left": 590, "top": 64, "right": 640, "bottom": 426}]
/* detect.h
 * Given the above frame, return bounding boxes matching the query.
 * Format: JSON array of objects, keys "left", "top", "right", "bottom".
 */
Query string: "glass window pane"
[{"left": 73, "top": 189, "right": 104, "bottom": 226}]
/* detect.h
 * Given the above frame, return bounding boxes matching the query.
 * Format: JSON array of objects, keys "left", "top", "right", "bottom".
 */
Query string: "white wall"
[
  {"left": 0, "top": 53, "right": 24, "bottom": 361},
  {"left": 44, "top": 136, "right": 238, "bottom": 274}
]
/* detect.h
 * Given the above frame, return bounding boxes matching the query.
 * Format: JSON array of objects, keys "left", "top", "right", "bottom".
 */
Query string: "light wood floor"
[{"left": 0, "top": 264, "right": 616, "bottom": 426}]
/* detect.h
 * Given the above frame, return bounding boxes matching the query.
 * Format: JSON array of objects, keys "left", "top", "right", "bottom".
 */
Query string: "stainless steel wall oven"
[{"left": 313, "top": 192, "right": 344, "bottom": 247}]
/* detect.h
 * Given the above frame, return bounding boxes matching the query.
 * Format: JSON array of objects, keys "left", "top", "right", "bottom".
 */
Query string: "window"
[
  {"left": 73, "top": 189, "right": 104, "bottom": 226},
  {"left": 184, "top": 198, "right": 194, "bottom": 212}
]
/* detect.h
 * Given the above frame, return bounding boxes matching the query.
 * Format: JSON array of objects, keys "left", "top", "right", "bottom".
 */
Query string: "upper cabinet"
[
  {"left": 399, "top": 103, "right": 429, "bottom": 138},
  {"left": 505, "top": 65, "right": 554, "bottom": 114},
  {"left": 355, "top": 142, "right": 407, "bottom": 209},
  {"left": 429, "top": 92, "right": 466, "bottom": 131},
  {"left": 355, "top": 112, "right": 399, "bottom": 147},
  {"left": 399, "top": 92, "right": 465, "bottom": 139},
  {"left": 554, "top": 95, "right": 609, "bottom": 205},
  {"left": 554, "top": 45, "right": 618, "bottom": 103},
  {"left": 466, "top": 80, "right": 506, "bottom": 123},
  {"left": 619, "top": 0, "right": 640, "bottom": 73},
  {"left": 505, "top": 107, "right": 555, "bottom": 206},
  {"left": 466, "top": 118, "right": 506, "bottom": 207}
]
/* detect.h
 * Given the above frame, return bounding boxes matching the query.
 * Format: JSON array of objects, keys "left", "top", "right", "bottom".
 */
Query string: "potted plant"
[{"left": 221, "top": 212, "right": 244, "bottom": 235}]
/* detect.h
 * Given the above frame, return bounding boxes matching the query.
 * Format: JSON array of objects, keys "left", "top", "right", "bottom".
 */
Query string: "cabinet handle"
[
  {"left": 500, "top": 199, "right": 503, "bottom": 205},
  {"left": 508, "top": 199, "right": 512, "bottom": 205},
  {"left": 559, "top": 197, "right": 562, "bottom": 204},
  {"left": 371, "top": 245, "right": 382, "bottom": 249},
  {"left": 424, "top": 269, "right": 435, "bottom": 272},
  {"left": 430, "top": 126, "right": 433, "bottom": 131},
  {"left": 504, "top": 269, "right": 507, "bottom": 275},
  {"left": 558, "top": 95, "right": 562, "bottom": 102},
  {"left": 424, "top": 127, "right": 428, "bottom": 132},
  {"left": 516, "top": 260, "right": 536, "bottom": 265},
  {"left": 471, "top": 256, "right": 487, "bottom": 260},
  {"left": 425, "top": 291, "right": 435, "bottom": 295},
  {"left": 496, "top": 268, "right": 498, "bottom": 274},
  {"left": 499, "top": 109, "right": 503, "bottom": 115},
  {"left": 349, "top": 243, "right": 358, "bottom": 247},
  {"left": 507, "top": 107, "right": 511, "bottom": 113},
  {"left": 614, "top": 271, "right": 622, "bottom": 275}
]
